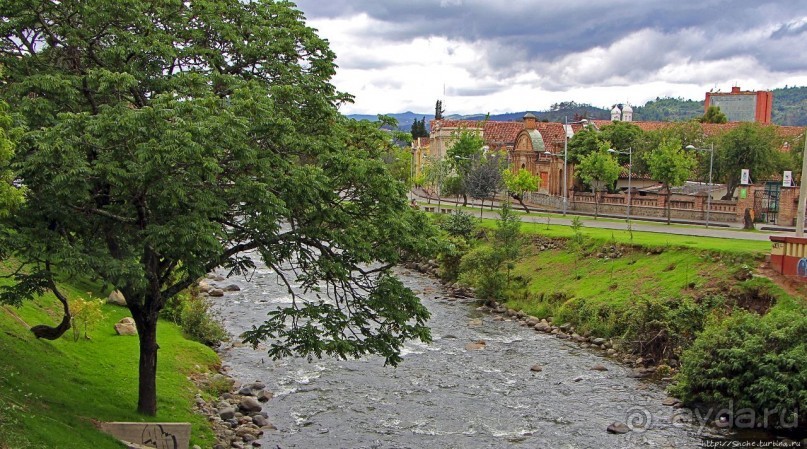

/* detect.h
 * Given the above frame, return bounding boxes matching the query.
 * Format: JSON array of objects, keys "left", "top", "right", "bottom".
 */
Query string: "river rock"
[
  {"left": 590, "top": 364, "right": 609, "bottom": 371},
  {"left": 465, "top": 340, "right": 486, "bottom": 350},
  {"left": 607, "top": 422, "right": 631, "bottom": 434},
  {"left": 214, "top": 275, "right": 226, "bottom": 281},
  {"left": 219, "top": 407, "right": 237, "bottom": 420},
  {"left": 592, "top": 337, "right": 606, "bottom": 345},
  {"left": 238, "top": 385, "right": 256, "bottom": 396},
  {"left": 468, "top": 318, "right": 482, "bottom": 326},
  {"left": 209, "top": 288, "right": 225, "bottom": 297},
  {"left": 252, "top": 415, "right": 270, "bottom": 427},
  {"left": 239, "top": 397, "right": 262, "bottom": 413},
  {"left": 662, "top": 397, "right": 682, "bottom": 407},
  {"left": 534, "top": 322, "right": 551, "bottom": 332},
  {"left": 257, "top": 390, "right": 274, "bottom": 402},
  {"left": 114, "top": 317, "right": 137, "bottom": 336},
  {"left": 198, "top": 280, "right": 212, "bottom": 293},
  {"left": 530, "top": 364, "right": 543, "bottom": 372},
  {"left": 224, "top": 284, "right": 241, "bottom": 292},
  {"left": 559, "top": 323, "right": 572, "bottom": 331},
  {"left": 107, "top": 290, "right": 127, "bottom": 306}
]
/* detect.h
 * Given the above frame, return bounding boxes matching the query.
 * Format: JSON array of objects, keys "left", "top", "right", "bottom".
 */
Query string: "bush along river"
[{"left": 206, "top": 260, "right": 747, "bottom": 449}]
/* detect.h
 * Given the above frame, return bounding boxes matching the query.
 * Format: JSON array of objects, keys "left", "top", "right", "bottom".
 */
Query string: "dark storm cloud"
[{"left": 293, "top": 0, "right": 804, "bottom": 80}]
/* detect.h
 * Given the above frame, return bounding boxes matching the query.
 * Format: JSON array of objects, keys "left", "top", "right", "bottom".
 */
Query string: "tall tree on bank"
[
  {"left": 644, "top": 138, "right": 697, "bottom": 224},
  {"left": 575, "top": 143, "right": 621, "bottom": 219},
  {"left": 0, "top": 0, "right": 438, "bottom": 416}
]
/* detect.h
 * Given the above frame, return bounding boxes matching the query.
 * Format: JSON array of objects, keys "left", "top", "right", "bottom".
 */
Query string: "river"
[{"left": 209, "top": 263, "right": 712, "bottom": 449}]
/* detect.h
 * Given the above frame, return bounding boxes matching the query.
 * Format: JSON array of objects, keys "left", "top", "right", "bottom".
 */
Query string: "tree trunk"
[
  {"left": 462, "top": 193, "right": 468, "bottom": 207},
  {"left": 667, "top": 188, "right": 672, "bottom": 225},
  {"left": 515, "top": 195, "right": 530, "bottom": 213},
  {"left": 593, "top": 188, "right": 599, "bottom": 219},
  {"left": 133, "top": 310, "right": 159, "bottom": 416}
]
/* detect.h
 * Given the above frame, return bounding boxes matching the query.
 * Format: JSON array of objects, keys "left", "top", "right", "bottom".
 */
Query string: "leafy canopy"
[{"left": 0, "top": 0, "right": 439, "bottom": 414}]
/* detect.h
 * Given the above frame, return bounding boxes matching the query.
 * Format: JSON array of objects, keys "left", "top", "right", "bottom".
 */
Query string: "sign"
[
  {"left": 783, "top": 171, "right": 793, "bottom": 187},
  {"left": 740, "top": 188, "right": 747, "bottom": 199},
  {"left": 741, "top": 169, "right": 750, "bottom": 185}
]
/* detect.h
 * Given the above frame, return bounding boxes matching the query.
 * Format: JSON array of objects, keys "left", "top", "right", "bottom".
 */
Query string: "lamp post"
[
  {"left": 607, "top": 147, "right": 632, "bottom": 222},
  {"left": 685, "top": 143, "right": 715, "bottom": 228},
  {"left": 543, "top": 117, "right": 589, "bottom": 215}
]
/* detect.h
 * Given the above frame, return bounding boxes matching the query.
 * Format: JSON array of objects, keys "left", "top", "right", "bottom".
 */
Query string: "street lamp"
[
  {"left": 543, "top": 117, "right": 588, "bottom": 216},
  {"left": 685, "top": 143, "right": 715, "bottom": 228},
  {"left": 607, "top": 147, "right": 632, "bottom": 222}
]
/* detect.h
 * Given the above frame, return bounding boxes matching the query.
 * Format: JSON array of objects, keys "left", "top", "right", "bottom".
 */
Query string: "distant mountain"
[{"left": 348, "top": 86, "right": 807, "bottom": 132}]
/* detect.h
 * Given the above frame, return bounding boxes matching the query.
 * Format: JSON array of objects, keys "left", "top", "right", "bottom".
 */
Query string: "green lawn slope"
[{"left": 0, "top": 271, "right": 220, "bottom": 448}]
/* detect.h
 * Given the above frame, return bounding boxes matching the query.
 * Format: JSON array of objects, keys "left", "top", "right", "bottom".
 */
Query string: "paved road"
[{"left": 412, "top": 191, "right": 790, "bottom": 242}]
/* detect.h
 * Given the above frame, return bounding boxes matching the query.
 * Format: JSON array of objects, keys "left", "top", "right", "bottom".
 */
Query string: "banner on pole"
[
  {"left": 783, "top": 171, "right": 793, "bottom": 187},
  {"left": 741, "top": 169, "right": 750, "bottom": 185}
]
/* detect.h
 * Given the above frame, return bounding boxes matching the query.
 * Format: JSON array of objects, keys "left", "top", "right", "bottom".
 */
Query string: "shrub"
[
  {"left": 439, "top": 211, "right": 478, "bottom": 240},
  {"left": 180, "top": 295, "right": 227, "bottom": 347},
  {"left": 162, "top": 290, "right": 226, "bottom": 347},
  {"left": 70, "top": 296, "right": 105, "bottom": 341},
  {"left": 671, "top": 309, "right": 807, "bottom": 429},
  {"left": 437, "top": 235, "right": 469, "bottom": 282}
]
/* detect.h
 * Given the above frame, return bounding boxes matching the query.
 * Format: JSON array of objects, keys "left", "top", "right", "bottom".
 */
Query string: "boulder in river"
[
  {"left": 209, "top": 288, "right": 225, "bottom": 297},
  {"left": 530, "top": 364, "right": 543, "bottom": 372},
  {"left": 590, "top": 364, "right": 608, "bottom": 372},
  {"left": 465, "top": 340, "right": 486, "bottom": 350}
]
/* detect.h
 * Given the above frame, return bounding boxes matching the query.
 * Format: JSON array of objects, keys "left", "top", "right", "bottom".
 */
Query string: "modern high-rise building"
[{"left": 704, "top": 86, "right": 773, "bottom": 124}]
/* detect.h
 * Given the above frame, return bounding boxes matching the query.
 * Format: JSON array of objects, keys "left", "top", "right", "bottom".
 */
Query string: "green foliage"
[
  {"left": 771, "top": 85, "right": 807, "bottom": 126},
  {"left": 0, "top": 0, "right": 440, "bottom": 414},
  {"left": 576, "top": 143, "right": 621, "bottom": 191},
  {"left": 439, "top": 210, "right": 478, "bottom": 240},
  {"left": 179, "top": 295, "right": 227, "bottom": 347},
  {"left": 70, "top": 296, "right": 106, "bottom": 342},
  {"left": 599, "top": 121, "right": 643, "bottom": 163},
  {"left": 715, "top": 123, "right": 782, "bottom": 198},
  {"left": 671, "top": 308, "right": 807, "bottom": 428},
  {"left": 700, "top": 105, "right": 728, "bottom": 123},
  {"left": 567, "top": 124, "right": 603, "bottom": 164},
  {"left": 0, "top": 100, "right": 23, "bottom": 219},
  {"left": 503, "top": 168, "right": 541, "bottom": 212},
  {"left": 645, "top": 137, "right": 697, "bottom": 223},
  {"left": 410, "top": 117, "right": 429, "bottom": 140},
  {"left": 633, "top": 97, "right": 704, "bottom": 122},
  {"left": 437, "top": 235, "right": 470, "bottom": 282},
  {"left": 0, "top": 275, "right": 220, "bottom": 448},
  {"left": 575, "top": 143, "right": 621, "bottom": 217},
  {"left": 459, "top": 202, "right": 522, "bottom": 300}
]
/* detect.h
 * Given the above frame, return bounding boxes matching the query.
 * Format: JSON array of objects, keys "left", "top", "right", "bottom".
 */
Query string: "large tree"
[
  {"left": 715, "top": 123, "right": 782, "bottom": 199},
  {"left": 0, "top": 0, "right": 438, "bottom": 416},
  {"left": 644, "top": 138, "right": 697, "bottom": 224}
]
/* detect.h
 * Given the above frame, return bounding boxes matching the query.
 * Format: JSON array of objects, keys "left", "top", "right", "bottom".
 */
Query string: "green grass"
[
  {"left": 0, "top": 273, "right": 220, "bottom": 448},
  {"left": 480, "top": 218, "right": 771, "bottom": 255}
]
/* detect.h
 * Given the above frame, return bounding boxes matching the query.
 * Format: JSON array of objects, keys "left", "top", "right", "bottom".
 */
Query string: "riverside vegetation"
[{"left": 434, "top": 207, "right": 807, "bottom": 431}]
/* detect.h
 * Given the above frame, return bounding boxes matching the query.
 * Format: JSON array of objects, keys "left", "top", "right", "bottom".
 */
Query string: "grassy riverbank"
[
  {"left": 444, "top": 212, "right": 806, "bottom": 428},
  {"left": 0, "top": 267, "right": 221, "bottom": 448}
]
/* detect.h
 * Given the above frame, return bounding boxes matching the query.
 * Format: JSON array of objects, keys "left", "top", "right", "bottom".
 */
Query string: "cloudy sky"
[{"left": 291, "top": 0, "right": 807, "bottom": 116}]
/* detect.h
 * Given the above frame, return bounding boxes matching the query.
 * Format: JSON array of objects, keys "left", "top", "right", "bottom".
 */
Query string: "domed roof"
[
  {"left": 611, "top": 105, "right": 621, "bottom": 113},
  {"left": 523, "top": 112, "right": 537, "bottom": 119},
  {"left": 622, "top": 103, "right": 633, "bottom": 112}
]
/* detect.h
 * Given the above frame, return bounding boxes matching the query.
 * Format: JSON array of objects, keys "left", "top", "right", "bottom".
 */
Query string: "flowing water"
[{"left": 209, "top": 263, "right": 716, "bottom": 449}]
